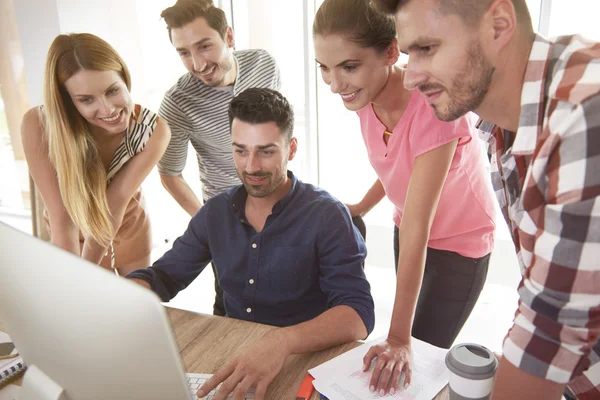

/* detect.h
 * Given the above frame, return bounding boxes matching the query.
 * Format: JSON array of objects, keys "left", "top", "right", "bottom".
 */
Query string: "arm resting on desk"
[
  {"left": 198, "top": 305, "right": 367, "bottom": 400},
  {"left": 317, "top": 201, "right": 375, "bottom": 336},
  {"left": 274, "top": 304, "right": 367, "bottom": 355}
]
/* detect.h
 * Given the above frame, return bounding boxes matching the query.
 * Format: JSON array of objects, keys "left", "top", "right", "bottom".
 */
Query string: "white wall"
[
  {"left": 548, "top": 0, "right": 600, "bottom": 39},
  {"left": 13, "top": 0, "right": 61, "bottom": 107},
  {"left": 234, "top": 0, "right": 318, "bottom": 183},
  {"left": 13, "top": 0, "right": 151, "bottom": 106},
  {"left": 56, "top": 0, "right": 149, "bottom": 103}
]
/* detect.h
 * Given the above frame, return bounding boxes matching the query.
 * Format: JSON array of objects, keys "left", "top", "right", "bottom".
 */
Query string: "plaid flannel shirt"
[{"left": 478, "top": 34, "right": 600, "bottom": 399}]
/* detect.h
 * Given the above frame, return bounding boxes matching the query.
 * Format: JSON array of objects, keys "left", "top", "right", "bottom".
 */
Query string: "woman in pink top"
[{"left": 314, "top": 0, "right": 496, "bottom": 395}]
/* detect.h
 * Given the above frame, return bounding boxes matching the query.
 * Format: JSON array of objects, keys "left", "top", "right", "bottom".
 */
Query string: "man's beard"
[
  {"left": 195, "top": 57, "right": 233, "bottom": 87},
  {"left": 419, "top": 41, "right": 495, "bottom": 121},
  {"left": 240, "top": 171, "right": 285, "bottom": 198}
]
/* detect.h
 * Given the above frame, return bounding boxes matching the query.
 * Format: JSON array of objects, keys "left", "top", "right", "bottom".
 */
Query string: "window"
[
  {"left": 312, "top": 0, "right": 395, "bottom": 231},
  {"left": 525, "top": 0, "right": 542, "bottom": 33},
  {"left": 231, "top": 0, "right": 317, "bottom": 183},
  {"left": 0, "top": 0, "right": 32, "bottom": 234},
  {"left": 546, "top": 0, "right": 600, "bottom": 39}
]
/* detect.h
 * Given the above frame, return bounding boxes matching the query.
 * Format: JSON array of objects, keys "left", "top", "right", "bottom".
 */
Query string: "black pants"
[{"left": 393, "top": 226, "right": 490, "bottom": 349}]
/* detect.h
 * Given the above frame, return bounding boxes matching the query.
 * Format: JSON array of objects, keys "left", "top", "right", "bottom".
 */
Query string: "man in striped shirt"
[
  {"left": 374, "top": 0, "right": 599, "bottom": 399},
  {"left": 157, "top": 0, "right": 280, "bottom": 316}
]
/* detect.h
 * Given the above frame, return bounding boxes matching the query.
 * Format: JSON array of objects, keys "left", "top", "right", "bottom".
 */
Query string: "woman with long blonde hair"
[{"left": 21, "top": 33, "right": 171, "bottom": 276}]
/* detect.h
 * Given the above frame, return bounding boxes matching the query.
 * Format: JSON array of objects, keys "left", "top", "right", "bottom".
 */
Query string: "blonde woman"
[{"left": 21, "top": 33, "right": 171, "bottom": 276}]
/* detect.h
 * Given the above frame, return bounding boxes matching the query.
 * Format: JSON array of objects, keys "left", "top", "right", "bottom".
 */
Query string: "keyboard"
[{"left": 186, "top": 373, "right": 256, "bottom": 399}]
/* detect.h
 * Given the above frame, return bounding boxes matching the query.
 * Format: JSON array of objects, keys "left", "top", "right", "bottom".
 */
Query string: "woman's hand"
[
  {"left": 345, "top": 203, "right": 365, "bottom": 217},
  {"left": 363, "top": 336, "right": 412, "bottom": 396}
]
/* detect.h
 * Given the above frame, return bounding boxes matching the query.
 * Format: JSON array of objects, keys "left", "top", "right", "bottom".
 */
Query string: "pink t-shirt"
[{"left": 357, "top": 90, "right": 496, "bottom": 258}]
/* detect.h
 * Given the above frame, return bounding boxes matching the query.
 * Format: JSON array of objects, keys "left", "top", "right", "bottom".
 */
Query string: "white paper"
[{"left": 309, "top": 336, "right": 449, "bottom": 400}]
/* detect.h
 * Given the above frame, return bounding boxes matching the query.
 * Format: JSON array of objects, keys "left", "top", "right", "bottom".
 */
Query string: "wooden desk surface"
[
  {"left": 166, "top": 306, "right": 362, "bottom": 399},
  {"left": 1, "top": 308, "right": 448, "bottom": 399},
  {"left": 166, "top": 307, "right": 448, "bottom": 400}
]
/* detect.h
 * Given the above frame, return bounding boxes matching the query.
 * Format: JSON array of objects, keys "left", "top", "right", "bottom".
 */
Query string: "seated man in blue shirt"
[{"left": 127, "top": 88, "right": 374, "bottom": 400}]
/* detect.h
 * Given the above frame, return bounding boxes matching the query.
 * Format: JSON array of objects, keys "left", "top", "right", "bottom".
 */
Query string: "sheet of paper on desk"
[{"left": 309, "top": 336, "right": 449, "bottom": 400}]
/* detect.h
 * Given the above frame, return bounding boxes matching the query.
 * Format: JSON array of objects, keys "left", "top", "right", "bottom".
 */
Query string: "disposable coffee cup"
[{"left": 445, "top": 343, "right": 498, "bottom": 400}]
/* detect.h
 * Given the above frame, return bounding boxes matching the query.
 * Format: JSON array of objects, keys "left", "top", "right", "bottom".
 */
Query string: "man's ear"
[
  {"left": 288, "top": 137, "right": 298, "bottom": 161},
  {"left": 481, "top": 0, "right": 517, "bottom": 54},
  {"left": 386, "top": 39, "right": 400, "bottom": 66},
  {"left": 226, "top": 26, "right": 235, "bottom": 48}
]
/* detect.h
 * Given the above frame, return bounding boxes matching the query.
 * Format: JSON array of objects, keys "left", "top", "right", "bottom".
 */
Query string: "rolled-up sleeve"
[
  {"left": 503, "top": 99, "right": 600, "bottom": 386},
  {"left": 157, "top": 93, "right": 191, "bottom": 176},
  {"left": 316, "top": 201, "right": 375, "bottom": 335}
]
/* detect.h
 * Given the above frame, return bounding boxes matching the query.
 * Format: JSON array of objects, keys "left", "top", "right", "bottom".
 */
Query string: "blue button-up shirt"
[{"left": 128, "top": 172, "right": 374, "bottom": 333}]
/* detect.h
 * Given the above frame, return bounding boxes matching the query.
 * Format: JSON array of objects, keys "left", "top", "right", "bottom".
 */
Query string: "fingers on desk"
[
  {"left": 362, "top": 345, "right": 379, "bottom": 371},
  {"left": 387, "top": 360, "right": 411, "bottom": 395},
  {"left": 364, "top": 350, "right": 413, "bottom": 396},
  {"left": 370, "top": 356, "right": 390, "bottom": 394},
  {"left": 402, "top": 362, "right": 412, "bottom": 387}
]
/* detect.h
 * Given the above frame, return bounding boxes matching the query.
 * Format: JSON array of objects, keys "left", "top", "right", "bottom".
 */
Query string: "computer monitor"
[{"left": 0, "top": 222, "right": 193, "bottom": 400}]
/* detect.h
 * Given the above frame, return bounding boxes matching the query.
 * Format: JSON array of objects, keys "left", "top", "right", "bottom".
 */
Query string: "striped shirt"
[
  {"left": 39, "top": 103, "right": 157, "bottom": 183},
  {"left": 157, "top": 49, "right": 281, "bottom": 200},
  {"left": 105, "top": 104, "right": 157, "bottom": 268},
  {"left": 107, "top": 104, "right": 157, "bottom": 183},
  {"left": 478, "top": 34, "right": 600, "bottom": 399},
  {"left": 41, "top": 104, "right": 157, "bottom": 269}
]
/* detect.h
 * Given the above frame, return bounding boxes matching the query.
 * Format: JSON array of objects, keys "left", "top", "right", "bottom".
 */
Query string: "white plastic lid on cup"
[{"left": 445, "top": 343, "right": 498, "bottom": 400}]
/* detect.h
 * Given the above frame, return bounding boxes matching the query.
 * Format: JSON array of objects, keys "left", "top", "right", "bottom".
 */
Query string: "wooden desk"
[
  {"left": 1, "top": 307, "right": 448, "bottom": 399},
  {"left": 166, "top": 307, "right": 448, "bottom": 400},
  {"left": 167, "top": 306, "right": 361, "bottom": 399}
]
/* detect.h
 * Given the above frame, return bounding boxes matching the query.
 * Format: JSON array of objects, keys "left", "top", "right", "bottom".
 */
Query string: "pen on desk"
[{"left": 296, "top": 374, "right": 315, "bottom": 400}]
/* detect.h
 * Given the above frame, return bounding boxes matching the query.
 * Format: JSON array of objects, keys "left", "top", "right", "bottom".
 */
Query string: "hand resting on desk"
[
  {"left": 197, "top": 330, "right": 288, "bottom": 400},
  {"left": 197, "top": 305, "right": 368, "bottom": 400},
  {"left": 363, "top": 336, "right": 413, "bottom": 396}
]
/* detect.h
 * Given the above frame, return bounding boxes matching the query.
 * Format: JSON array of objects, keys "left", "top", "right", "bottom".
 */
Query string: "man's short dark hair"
[
  {"left": 373, "top": 0, "right": 532, "bottom": 29},
  {"left": 229, "top": 89, "right": 294, "bottom": 142},
  {"left": 161, "top": 0, "right": 228, "bottom": 42}
]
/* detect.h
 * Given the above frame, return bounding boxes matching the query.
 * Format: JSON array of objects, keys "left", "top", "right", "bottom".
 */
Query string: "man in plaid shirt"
[{"left": 373, "top": 0, "right": 599, "bottom": 399}]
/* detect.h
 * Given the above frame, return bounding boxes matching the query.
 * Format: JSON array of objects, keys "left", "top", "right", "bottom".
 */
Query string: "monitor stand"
[{"left": 20, "top": 364, "right": 69, "bottom": 400}]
